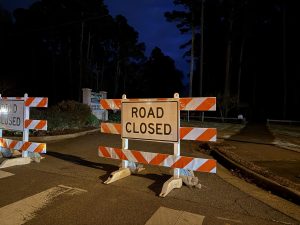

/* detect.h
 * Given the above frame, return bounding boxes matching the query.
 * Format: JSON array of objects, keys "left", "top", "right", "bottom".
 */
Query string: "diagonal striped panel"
[
  {"left": 98, "top": 146, "right": 216, "bottom": 173},
  {"left": 25, "top": 120, "right": 47, "bottom": 130},
  {"left": 100, "top": 123, "right": 216, "bottom": 142},
  {"left": 0, "top": 138, "right": 46, "bottom": 153},
  {"left": 180, "top": 127, "right": 217, "bottom": 142},
  {"left": 25, "top": 97, "right": 48, "bottom": 107},
  {"left": 100, "top": 99, "right": 122, "bottom": 110},
  {"left": 179, "top": 97, "right": 216, "bottom": 111},
  {"left": 101, "top": 123, "right": 121, "bottom": 134},
  {"left": 99, "top": 97, "right": 216, "bottom": 111}
]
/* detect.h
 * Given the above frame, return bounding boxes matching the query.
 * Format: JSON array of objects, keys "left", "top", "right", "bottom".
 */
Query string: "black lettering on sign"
[
  {"left": 164, "top": 124, "right": 171, "bottom": 135},
  {"left": 156, "top": 123, "right": 162, "bottom": 135},
  {"left": 147, "top": 107, "right": 155, "bottom": 118},
  {"left": 133, "top": 123, "right": 139, "bottom": 133},
  {"left": 16, "top": 117, "right": 21, "bottom": 126},
  {"left": 157, "top": 107, "right": 164, "bottom": 118},
  {"left": 13, "top": 104, "right": 17, "bottom": 113},
  {"left": 140, "top": 123, "right": 147, "bottom": 133},
  {"left": 139, "top": 107, "right": 146, "bottom": 118},
  {"left": 132, "top": 107, "right": 138, "bottom": 118},
  {"left": 148, "top": 123, "right": 155, "bottom": 134},
  {"left": 126, "top": 122, "right": 131, "bottom": 132}
]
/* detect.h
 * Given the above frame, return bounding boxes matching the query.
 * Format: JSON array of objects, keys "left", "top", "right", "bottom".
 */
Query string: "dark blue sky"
[{"left": 1, "top": 0, "right": 190, "bottom": 78}]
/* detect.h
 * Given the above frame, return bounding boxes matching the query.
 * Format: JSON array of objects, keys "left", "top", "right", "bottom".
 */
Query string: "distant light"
[{"left": 0, "top": 107, "right": 8, "bottom": 114}]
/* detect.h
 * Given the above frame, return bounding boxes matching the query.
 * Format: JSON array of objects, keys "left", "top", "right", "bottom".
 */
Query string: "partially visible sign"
[
  {"left": 122, "top": 101, "right": 179, "bottom": 142},
  {"left": 0, "top": 100, "right": 24, "bottom": 131}
]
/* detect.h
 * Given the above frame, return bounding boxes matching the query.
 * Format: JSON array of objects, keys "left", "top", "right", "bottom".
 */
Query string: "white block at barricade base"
[{"left": 98, "top": 93, "right": 217, "bottom": 197}]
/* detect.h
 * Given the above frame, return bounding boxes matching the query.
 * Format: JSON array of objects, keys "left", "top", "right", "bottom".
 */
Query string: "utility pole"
[
  {"left": 282, "top": 1, "right": 287, "bottom": 119},
  {"left": 79, "top": 21, "right": 84, "bottom": 101},
  {"left": 200, "top": 0, "right": 205, "bottom": 121}
]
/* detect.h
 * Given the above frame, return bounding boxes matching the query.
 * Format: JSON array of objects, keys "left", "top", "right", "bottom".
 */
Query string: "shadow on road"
[{"left": 47, "top": 150, "right": 119, "bottom": 180}]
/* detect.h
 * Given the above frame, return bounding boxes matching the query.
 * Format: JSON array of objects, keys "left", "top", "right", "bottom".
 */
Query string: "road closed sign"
[
  {"left": 122, "top": 100, "right": 179, "bottom": 142},
  {"left": 0, "top": 100, "right": 24, "bottom": 131}
]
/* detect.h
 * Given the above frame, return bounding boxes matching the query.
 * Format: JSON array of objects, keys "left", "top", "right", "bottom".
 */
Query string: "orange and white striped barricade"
[
  {"left": 98, "top": 93, "right": 217, "bottom": 197},
  {"left": 0, "top": 93, "right": 48, "bottom": 164}
]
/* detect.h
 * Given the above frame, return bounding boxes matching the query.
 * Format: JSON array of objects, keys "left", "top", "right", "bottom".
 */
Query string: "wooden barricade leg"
[
  {"left": 160, "top": 93, "right": 183, "bottom": 197},
  {"left": 104, "top": 94, "right": 132, "bottom": 184},
  {"left": 104, "top": 137, "right": 131, "bottom": 184}
]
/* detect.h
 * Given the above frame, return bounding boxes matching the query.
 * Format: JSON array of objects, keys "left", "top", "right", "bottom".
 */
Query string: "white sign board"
[
  {"left": 0, "top": 100, "right": 24, "bottom": 131},
  {"left": 122, "top": 101, "right": 179, "bottom": 142}
]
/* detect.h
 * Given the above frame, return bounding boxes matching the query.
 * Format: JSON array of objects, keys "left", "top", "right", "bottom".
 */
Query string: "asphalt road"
[{"left": 0, "top": 132, "right": 299, "bottom": 225}]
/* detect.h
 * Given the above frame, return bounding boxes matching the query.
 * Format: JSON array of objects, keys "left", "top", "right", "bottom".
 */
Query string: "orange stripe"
[
  {"left": 25, "top": 120, "right": 32, "bottom": 128},
  {"left": 21, "top": 142, "right": 31, "bottom": 151},
  {"left": 196, "top": 128, "right": 216, "bottom": 141},
  {"left": 0, "top": 138, "right": 3, "bottom": 147},
  {"left": 171, "top": 157, "right": 193, "bottom": 168},
  {"left": 100, "top": 99, "right": 110, "bottom": 109},
  {"left": 37, "top": 98, "right": 47, "bottom": 107},
  {"left": 180, "top": 127, "right": 193, "bottom": 139},
  {"left": 179, "top": 98, "right": 193, "bottom": 110},
  {"left": 196, "top": 160, "right": 216, "bottom": 172},
  {"left": 101, "top": 123, "right": 110, "bottom": 133},
  {"left": 113, "top": 99, "right": 121, "bottom": 109},
  {"left": 195, "top": 98, "right": 215, "bottom": 111},
  {"left": 36, "top": 120, "right": 46, "bottom": 129},
  {"left": 149, "top": 154, "right": 168, "bottom": 165},
  {"left": 34, "top": 144, "right": 46, "bottom": 152},
  {"left": 9, "top": 140, "right": 18, "bottom": 149},
  {"left": 114, "top": 148, "right": 128, "bottom": 160},
  {"left": 25, "top": 98, "right": 34, "bottom": 106},
  {"left": 99, "top": 146, "right": 111, "bottom": 158},
  {"left": 131, "top": 150, "right": 147, "bottom": 164},
  {"left": 114, "top": 123, "right": 121, "bottom": 134}
]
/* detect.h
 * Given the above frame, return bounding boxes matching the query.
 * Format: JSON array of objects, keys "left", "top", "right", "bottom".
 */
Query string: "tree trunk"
[
  {"left": 237, "top": 37, "right": 245, "bottom": 107},
  {"left": 189, "top": 23, "right": 195, "bottom": 97},
  {"left": 224, "top": 14, "right": 233, "bottom": 117},
  {"left": 282, "top": 2, "right": 287, "bottom": 119}
]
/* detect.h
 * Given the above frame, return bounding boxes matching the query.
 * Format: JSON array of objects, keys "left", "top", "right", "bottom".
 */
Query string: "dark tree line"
[
  {"left": 165, "top": 0, "right": 299, "bottom": 120},
  {"left": 0, "top": 0, "right": 183, "bottom": 103}
]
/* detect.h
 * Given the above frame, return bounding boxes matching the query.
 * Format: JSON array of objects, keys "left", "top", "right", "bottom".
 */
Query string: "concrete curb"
[
  {"left": 211, "top": 148, "right": 300, "bottom": 206},
  {"left": 4, "top": 128, "right": 100, "bottom": 143}
]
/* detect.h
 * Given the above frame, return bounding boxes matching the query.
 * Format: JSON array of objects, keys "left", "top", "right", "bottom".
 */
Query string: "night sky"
[{"left": 1, "top": 0, "right": 190, "bottom": 78}]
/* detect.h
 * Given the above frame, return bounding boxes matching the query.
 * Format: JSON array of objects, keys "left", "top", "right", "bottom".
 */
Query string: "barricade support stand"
[
  {"left": 159, "top": 93, "right": 183, "bottom": 197},
  {"left": 104, "top": 94, "right": 132, "bottom": 184},
  {"left": 99, "top": 93, "right": 217, "bottom": 197}
]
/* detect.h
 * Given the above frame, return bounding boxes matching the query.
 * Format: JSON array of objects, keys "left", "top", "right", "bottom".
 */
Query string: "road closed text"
[
  {"left": 0, "top": 100, "right": 24, "bottom": 131},
  {"left": 122, "top": 101, "right": 178, "bottom": 142}
]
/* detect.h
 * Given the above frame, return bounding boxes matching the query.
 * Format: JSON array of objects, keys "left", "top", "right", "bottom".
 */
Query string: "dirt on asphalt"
[{"left": 205, "top": 123, "right": 300, "bottom": 192}]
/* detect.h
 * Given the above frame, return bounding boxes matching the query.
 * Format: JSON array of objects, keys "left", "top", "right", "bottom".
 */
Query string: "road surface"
[{"left": 0, "top": 132, "right": 298, "bottom": 225}]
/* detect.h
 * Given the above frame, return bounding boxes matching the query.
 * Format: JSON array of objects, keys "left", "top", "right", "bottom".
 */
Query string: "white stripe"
[
  {"left": 123, "top": 149, "right": 137, "bottom": 162},
  {"left": 210, "top": 167, "right": 217, "bottom": 173},
  {"left": 109, "top": 124, "right": 118, "bottom": 134},
  {"left": 209, "top": 135, "right": 217, "bottom": 142},
  {"left": 183, "top": 128, "right": 206, "bottom": 140},
  {"left": 208, "top": 103, "right": 216, "bottom": 111},
  {"left": 187, "top": 158, "right": 208, "bottom": 171},
  {"left": 109, "top": 148, "right": 120, "bottom": 160},
  {"left": 0, "top": 185, "right": 86, "bottom": 225},
  {"left": 141, "top": 151, "right": 156, "bottom": 163},
  {"left": 186, "top": 98, "right": 205, "bottom": 110},
  {"left": 0, "top": 170, "right": 14, "bottom": 179},
  {"left": 162, "top": 155, "right": 176, "bottom": 167}
]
